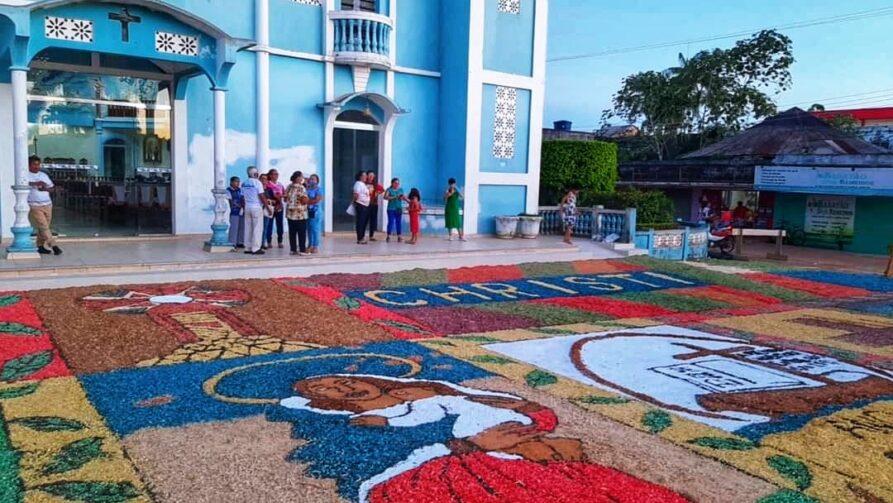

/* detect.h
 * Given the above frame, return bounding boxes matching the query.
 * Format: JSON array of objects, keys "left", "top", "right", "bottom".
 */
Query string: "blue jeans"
[
  {"left": 387, "top": 210, "right": 402, "bottom": 236},
  {"left": 264, "top": 211, "right": 283, "bottom": 245},
  {"left": 308, "top": 210, "right": 322, "bottom": 248}
]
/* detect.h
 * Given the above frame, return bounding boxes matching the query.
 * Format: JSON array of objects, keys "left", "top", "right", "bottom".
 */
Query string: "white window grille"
[
  {"left": 497, "top": 0, "right": 521, "bottom": 14},
  {"left": 493, "top": 86, "right": 517, "bottom": 160},
  {"left": 290, "top": 0, "right": 321, "bottom": 4},
  {"left": 155, "top": 32, "right": 199, "bottom": 56},
  {"left": 45, "top": 16, "right": 94, "bottom": 43}
]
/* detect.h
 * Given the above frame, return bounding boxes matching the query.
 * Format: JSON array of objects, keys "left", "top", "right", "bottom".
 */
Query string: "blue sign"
[{"left": 755, "top": 165, "right": 893, "bottom": 196}]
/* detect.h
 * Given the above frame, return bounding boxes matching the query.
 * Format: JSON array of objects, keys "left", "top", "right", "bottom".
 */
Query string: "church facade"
[{"left": 0, "top": 0, "right": 548, "bottom": 257}]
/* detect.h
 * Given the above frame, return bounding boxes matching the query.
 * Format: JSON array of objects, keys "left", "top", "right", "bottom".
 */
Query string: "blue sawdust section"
[
  {"left": 79, "top": 341, "right": 490, "bottom": 437},
  {"left": 780, "top": 271, "right": 893, "bottom": 293}
]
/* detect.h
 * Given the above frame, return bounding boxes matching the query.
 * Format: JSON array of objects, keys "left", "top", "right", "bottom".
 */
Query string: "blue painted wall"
[
  {"left": 479, "top": 84, "right": 529, "bottom": 173},
  {"left": 478, "top": 184, "right": 526, "bottom": 233},
  {"left": 393, "top": 73, "right": 439, "bottom": 204},
  {"left": 334, "top": 64, "right": 354, "bottom": 96},
  {"left": 159, "top": 0, "right": 255, "bottom": 39},
  {"left": 367, "top": 69, "right": 387, "bottom": 95},
  {"left": 437, "top": 0, "right": 470, "bottom": 188},
  {"left": 396, "top": 0, "right": 439, "bottom": 72},
  {"left": 269, "top": 56, "right": 324, "bottom": 171},
  {"left": 269, "top": 0, "right": 323, "bottom": 55},
  {"left": 483, "top": 0, "right": 534, "bottom": 76}
]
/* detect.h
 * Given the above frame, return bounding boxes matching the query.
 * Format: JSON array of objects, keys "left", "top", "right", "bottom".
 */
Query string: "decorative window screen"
[
  {"left": 290, "top": 0, "right": 321, "bottom": 4},
  {"left": 497, "top": 0, "right": 521, "bottom": 14},
  {"left": 155, "top": 32, "right": 199, "bottom": 56},
  {"left": 342, "top": 0, "right": 377, "bottom": 12},
  {"left": 45, "top": 16, "right": 94, "bottom": 43},
  {"left": 493, "top": 86, "right": 517, "bottom": 160}
]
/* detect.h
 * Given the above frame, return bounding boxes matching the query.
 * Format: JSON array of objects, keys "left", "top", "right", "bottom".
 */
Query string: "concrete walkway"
[
  {"left": 1, "top": 234, "right": 620, "bottom": 290},
  {"left": 738, "top": 240, "right": 890, "bottom": 274}
]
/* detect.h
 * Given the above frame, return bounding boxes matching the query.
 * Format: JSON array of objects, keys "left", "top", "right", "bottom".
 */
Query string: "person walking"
[
  {"left": 306, "top": 174, "right": 323, "bottom": 254},
  {"left": 226, "top": 176, "right": 244, "bottom": 249},
  {"left": 285, "top": 171, "right": 310, "bottom": 256},
  {"left": 560, "top": 188, "right": 578, "bottom": 246},
  {"left": 444, "top": 178, "right": 465, "bottom": 241},
  {"left": 366, "top": 171, "right": 384, "bottom": 242},
  {"left": 26, "top": 156, "right": 62, "bottom": 255},
  {"left": 241, "top": 166, "right": 269, "bottom": 255},
  {"left": 352, "top": 171, "right": 371, "bottom": 244},
  {"left": 263, "top": 169, "right": 285, "bottom": 249},
  {"left": 384, "top": 177, "right": 406, "bottom": 243}
]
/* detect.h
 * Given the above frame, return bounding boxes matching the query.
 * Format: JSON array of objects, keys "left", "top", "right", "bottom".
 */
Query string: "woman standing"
[
  {"left": 444, "top": 178, "right": 465, "bottom": 241},
  {"left": 306, "top": 174, "right": 323, "bottom": 254},
  {"left": 366, "top": 171, "right": 384, "bottom": 242},
  {"left": 560, "top": 188, "right": 578, "bottom": 245},
  {"left": 285, "top": 171, "right": 310, "bottom": 256},
  {"left": 264, "top": 169, "right": 286, "bottom": 249},
  {"left": 384, "top": 178, "right": 406, "bottom": 243},
  {"left": 352, "top": 171, "right": 371, "bottom": 244}
]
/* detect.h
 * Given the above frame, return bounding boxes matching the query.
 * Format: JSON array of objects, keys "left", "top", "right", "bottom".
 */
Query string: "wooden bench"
[{"left": 733, "top": 228, "right": 787, "bottom": 261}]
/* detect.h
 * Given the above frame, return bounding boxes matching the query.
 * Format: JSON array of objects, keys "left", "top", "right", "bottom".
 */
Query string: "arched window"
[{"left": 336, "top": 109, "right": 379, "bottom": 125}]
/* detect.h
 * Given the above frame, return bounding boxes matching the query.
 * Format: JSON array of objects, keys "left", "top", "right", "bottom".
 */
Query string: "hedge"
[
  {"left": 584, "top": 187, "right": 676, "bottom": 225},
  {"left": 539, "top": 140, "right": 617, "bottom": 205}
]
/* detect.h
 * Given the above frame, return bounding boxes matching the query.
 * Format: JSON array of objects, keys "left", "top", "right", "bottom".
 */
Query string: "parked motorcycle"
[{"left": 676, "top": 218, "right": 736, "bottom": 258}]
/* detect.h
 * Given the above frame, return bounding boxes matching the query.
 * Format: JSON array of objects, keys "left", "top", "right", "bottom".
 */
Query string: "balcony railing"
[
  {"left": 330, "top": 10, "right": 392, "bottom": 68},
  {"left": 618, "top": 161, "right": 756, "bottom": 187}
]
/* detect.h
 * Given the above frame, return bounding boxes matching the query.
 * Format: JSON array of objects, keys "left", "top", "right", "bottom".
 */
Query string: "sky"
[{"left": 545, "top": 0, "right": 893, "bottom": 130}]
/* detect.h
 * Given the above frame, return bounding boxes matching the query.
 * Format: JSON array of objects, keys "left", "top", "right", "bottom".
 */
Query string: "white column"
[
  {"left": 204, "top": 88, "right": 231, "bottom": 251},
  {"left": 256, "top": 0, "right": 270, "bottom": 173},
  {"left": 462, "top": 0, "right": 486, "bottom": 235},
  {"left": 526, "top": 0, "right": 549, "bottom": 213},
  {"left": 6, "top": 68, "right": 38, "bottom": 259}
]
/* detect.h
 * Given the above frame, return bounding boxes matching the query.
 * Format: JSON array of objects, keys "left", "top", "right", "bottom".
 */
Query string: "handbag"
[{"left": 346, "top": 203, "right": 356, "bottom": 216}]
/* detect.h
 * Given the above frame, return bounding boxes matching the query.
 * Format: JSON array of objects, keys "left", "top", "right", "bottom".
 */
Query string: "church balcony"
[{"left": 330, "top": 10, "right": 392, "bottom": 69}]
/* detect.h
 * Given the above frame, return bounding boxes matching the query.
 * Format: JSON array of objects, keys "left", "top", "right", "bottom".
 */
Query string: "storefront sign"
[
  {"left": 805, "top": 195, "right": 855, "bottom": 237},
  {"left": 755, "top": 166, "right": 893, "bottom": 196}
]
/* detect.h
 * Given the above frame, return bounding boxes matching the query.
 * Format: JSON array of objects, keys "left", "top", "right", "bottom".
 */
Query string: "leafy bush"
[
  {"left": 539, "top": 140, "right": 617, "bottom": 205},
  {"left": 584, "top": 187, "right": 675, "bottom": 225}
]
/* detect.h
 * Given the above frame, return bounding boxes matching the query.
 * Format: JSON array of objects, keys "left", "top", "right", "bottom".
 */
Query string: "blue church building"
[{"left": 0, "top": 0, "right": 548, "bottom": 257}]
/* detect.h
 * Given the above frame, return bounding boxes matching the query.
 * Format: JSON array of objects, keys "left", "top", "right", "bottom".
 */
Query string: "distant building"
[
  {"left": 619, "top": 107, "right": 893, "bottom": 254},
  {"left": 542, "top": 120, "right": 638, "bottom": 141},
  {"left": 810, "top": 107, "right": 893, "bottom": 150}
]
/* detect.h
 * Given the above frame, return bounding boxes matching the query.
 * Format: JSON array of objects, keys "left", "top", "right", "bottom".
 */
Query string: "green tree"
[{"left": 604, "top": 30, "right": 794, "bottom": 159}]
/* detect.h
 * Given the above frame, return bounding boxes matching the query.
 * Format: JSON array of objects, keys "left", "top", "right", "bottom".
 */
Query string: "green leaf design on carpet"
[
  {"left": 689, "top": 437, "right": 757, "bottom": 451},
  {"left": 0, "top": 323, "right": 41, "bottom": 336},
  {"left": 617, "top": 292, "right": 729, "bottom": 312},
  {"left": 1, "top": 351, "right": 53, "bottom": 382},
  {"left": 0, "top": 414, "right": 23, "bottom": 503},
  {"left": 529, "top": 327, "right": 579, "bottom": 335},
  {"left": 377, "top": 320, "right": 427, "bottom": 334},
  {"left": 12, "top": 416, "right": 85, "bottom": 432},
  {"left": 334, "top": 297, "right": 361, "bottom": 310},
  {"left": 577, "top": 395, "right": 630, "bottom": 405},
  {"left": 470, "top": 355, "right": 514, "bottom": 365},
  {"left": 452, "top": 335, "right": 503, "bottom": 343},
  {"left": 757, "top": 489, "right": 819, "bottom": 503},
  {"left": 0, "top": 295, "right": 21, "bottom": 307},
  {"left": 469, "top": 302, "right": 610, "bottom": 326},
  {"left": 767, "top": 455, "right": 812, "bottom": 491},
  {"left": 524, "top": 370, "right": 558, "bottom": 388},
  {"left": 42, "top": 437, "right": 105, "bottom": 475},
  {"left": 36, "top": 481, "right": 140, "bottom": 503},
  {"left": 0, "top": 383, "right": 38, "bottom": 400},
  {"left": 642, "top": 410, "right": 672, "bottom": 433}
]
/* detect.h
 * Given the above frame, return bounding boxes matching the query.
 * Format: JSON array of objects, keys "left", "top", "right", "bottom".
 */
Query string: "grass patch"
[{"left": 624, "top": 257, "right": 816, "bottom": 302}]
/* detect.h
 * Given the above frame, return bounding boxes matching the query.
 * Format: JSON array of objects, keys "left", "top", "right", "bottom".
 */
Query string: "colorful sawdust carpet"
[{"left": 1, "top": 257, "right": 892, "bottom": 502}]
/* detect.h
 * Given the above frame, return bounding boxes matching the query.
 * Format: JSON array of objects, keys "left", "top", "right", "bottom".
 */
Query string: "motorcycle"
[{"left": 676, "top": 218, "right": 736, "bottom": 258}]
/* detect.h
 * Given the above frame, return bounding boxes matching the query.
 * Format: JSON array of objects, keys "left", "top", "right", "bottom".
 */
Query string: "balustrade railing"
[
  {"left": 538, "top": 206, "right": 593, "bottom": 237},
  {"left": 330, "top": 11, "right": 392, "bottom": 67}
]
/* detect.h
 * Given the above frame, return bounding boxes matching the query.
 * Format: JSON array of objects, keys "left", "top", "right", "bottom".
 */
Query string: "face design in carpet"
[{"left": 485, "top": 325, "right": 893, "bottom": 436}]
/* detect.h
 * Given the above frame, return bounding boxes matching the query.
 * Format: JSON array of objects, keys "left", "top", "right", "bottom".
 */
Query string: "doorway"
[
  {"left": 332, "top": 110, "right": 380, "bottom": 232},
  {"left": 104, "top": 141, "right": 126, "bottom": 180}
]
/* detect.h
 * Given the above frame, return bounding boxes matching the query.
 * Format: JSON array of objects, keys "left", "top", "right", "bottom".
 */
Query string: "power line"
[
  {"left": 779, "top": 87, "right": 893, "bottom": 108},
  {"left": 548, "top": 6, "right": 893, "bottom": 63}
]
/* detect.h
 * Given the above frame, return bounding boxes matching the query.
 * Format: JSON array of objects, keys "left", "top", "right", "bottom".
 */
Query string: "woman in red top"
[
  {"left": 366, "top": 171, "right": 385, "bottom": 241},
  {"left": 407, "top": 188, "right": 422, "bottom": 245}
]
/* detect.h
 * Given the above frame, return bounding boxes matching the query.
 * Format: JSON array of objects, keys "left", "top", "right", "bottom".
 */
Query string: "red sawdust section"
[
  {"left": 742, "top": 273, "right": 871, "bottom": 298},
  {"left": 277, "top": 281, "right": 434, "bottom": 339},
  {"left": 0, "top": 293, "right": 70, "bottom": 381},
  {"left": 446, "top": 265, "right": 525, "bottom": 284},
  {"left": 572, "top": 260, "right": 647, "bottom": 274},
  {"left": 536, "top": 296, "right": 676, "bottom": 318},
  {"left": 397, "top": 306, "right": 541, "bottom": 335},
  {"left": 668, "top": 285, "right": 782, "bottom": 307},
  {"left": 303, "top": 272, "right": 383, "bottom": 291}
]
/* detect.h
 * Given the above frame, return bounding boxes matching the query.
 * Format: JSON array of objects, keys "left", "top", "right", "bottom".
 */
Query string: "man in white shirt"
[
  {"left": 27, "top": 156, "right": 62, "bottom": 255},
  {"left": 240, "top": 166, "right": 269, "bottom": 255},
  {"left": 352, "top": 171, "right": 371, "bottom": 244}
]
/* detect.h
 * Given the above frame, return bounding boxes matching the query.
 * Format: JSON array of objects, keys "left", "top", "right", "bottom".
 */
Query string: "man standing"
[
  {"left": 27, "top": 156, "right": 62, "bottom": 255},
  {"left": 226, "top": 176, "right": 245, "bottom": 249},
  {"left": 241, "top": 166, "right": 269, "bottom": 255}
]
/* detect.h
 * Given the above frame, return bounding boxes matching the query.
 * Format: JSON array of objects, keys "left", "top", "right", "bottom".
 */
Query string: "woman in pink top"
[{"left": 263, "top": 169, "right": 286, "bottom": 249}]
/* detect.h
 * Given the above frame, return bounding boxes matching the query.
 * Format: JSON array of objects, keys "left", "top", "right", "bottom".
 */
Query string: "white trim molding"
[
  {"left": 525, "top": 0, "right": 549, "bottom": 213},
  {"left": 256, "top": 0, "right": 271, "bottom": 173},
  {"left": 481, "top": 70, "right": 535, "bottom": 90},
  {"left": 463, "top": 0, "right": 486, "bottom": 235}
]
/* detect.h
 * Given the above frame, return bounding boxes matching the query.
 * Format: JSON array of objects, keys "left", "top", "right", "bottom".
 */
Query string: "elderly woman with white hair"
[{"left": 240, "top": 166, "right": 269, "bottom": 255}]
